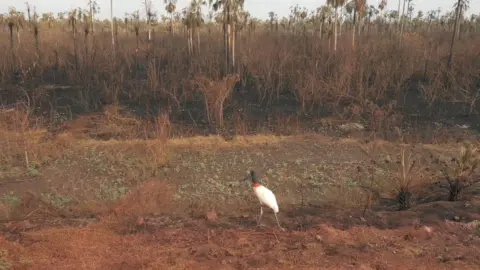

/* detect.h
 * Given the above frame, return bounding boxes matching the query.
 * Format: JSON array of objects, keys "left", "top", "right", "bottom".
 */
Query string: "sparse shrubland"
[
  {"left": 0, "top": 4, "right": 479, "bottom": 137},
  {"left": 0, "top": 1, "right": 480, "bottom": 269}
]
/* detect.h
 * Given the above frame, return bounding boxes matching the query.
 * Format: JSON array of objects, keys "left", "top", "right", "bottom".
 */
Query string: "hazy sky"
[{"left": 1, "top": 0, "right": 479, "bottom": 20}]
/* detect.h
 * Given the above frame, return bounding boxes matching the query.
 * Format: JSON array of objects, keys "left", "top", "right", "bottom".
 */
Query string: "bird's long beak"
[{"left": 240, "top": 175, "right": 250, "bottom": 182}]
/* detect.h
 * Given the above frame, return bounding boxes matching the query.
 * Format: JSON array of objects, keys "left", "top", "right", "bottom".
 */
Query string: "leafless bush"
[{"left": 193, "top": 73, "right": 240, "bottom": 128}]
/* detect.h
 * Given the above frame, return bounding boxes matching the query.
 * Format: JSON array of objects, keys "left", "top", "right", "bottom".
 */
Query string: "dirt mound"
[{"left": 98, "top": 180, "right": 177, "bottom": 233}]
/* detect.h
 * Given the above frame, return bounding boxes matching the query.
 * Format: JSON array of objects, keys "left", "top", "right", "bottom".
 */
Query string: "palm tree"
[
  {"left": 87, "top": 0, "right": 99, "bottom": 35},
  {"left": 40, "top": 12, "right": 55, "bottom": 28},
  {"left": 347, "top": 0, "right": 366, "bottom": 49},
  {"left": 183, "top": 0, "right": 206, "bottom": 55},
  {"left": 144, "top": 0, "right": 155, "bottom": 40},
  {"left": 68, "top": 9, "right": 78, "bottom": 69},
  {"left": 209, "top": 0, "right": 245, "bottom": 75},
  {"left": 229, "top": 0, "right": 244, "bottom": 70},
  {"left": 268, "top": 11, "right": 275, "bottom": 33},
  {"left": 6, "top": 8, "right": 25, "bottom": 71},
  {"left": 378, "top": 0, "right": 387, "bottom": 15},
  {"left": 448, "top": 0, "right": 470, "bottom": 70},
  {"left": 377, "top": 0, "right": 387, "bottom": 33},
  {"left": 316, "top": 6, "right": 333, "bottom": 40},
  {"left": 236, "top": 10, "right": 250, "bottom": 35},
  {"left": 426, "top": 10, "right": 436, "bottom": 33},
  {"left": 453, "top": 0, "right": 469, "bottom": 39},
  {"left": 399, "top": 0, "right": 414, "bottom": 40},
  {"left": 327, "top": 0, "right": 346, "bottom": 52},
  {"left": 366, "top": 5, "right": 378, "bottom": 35},
  {"left": 165, "top": 0, "right": 177, "bottom": 35},
  {"left": 8, "top": 8, "right": 25, "bottom": 46}
]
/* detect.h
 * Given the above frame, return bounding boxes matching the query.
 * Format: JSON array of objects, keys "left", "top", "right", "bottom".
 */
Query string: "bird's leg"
[
  {"left": 256, "top": 206, "right": 263, "bottom": 226},
  {"left": 274, "top": 212, "right": 285, "bottom": 231}
]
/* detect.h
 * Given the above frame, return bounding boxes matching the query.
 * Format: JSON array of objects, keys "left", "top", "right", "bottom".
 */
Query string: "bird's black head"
[{"left": 242, "top": 170, "right": 259, "bottom": 183}]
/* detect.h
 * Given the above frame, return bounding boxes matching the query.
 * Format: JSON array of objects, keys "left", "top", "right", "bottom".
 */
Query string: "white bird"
[{"left": 242, "top": 170, "right": 284, "bottom": 231}]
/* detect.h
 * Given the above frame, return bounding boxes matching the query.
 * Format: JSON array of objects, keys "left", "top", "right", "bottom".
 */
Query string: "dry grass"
[
  {"left": 1, "top": 216, "right": 479, "bottom": 269},
  {"left": 1, "top": 23, "right": 478, "bottom": 136}
]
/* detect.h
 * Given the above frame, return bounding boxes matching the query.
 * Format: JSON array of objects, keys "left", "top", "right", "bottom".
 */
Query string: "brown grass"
[{"left": 0, "top": 21, "right": 478, "bottom": 136}]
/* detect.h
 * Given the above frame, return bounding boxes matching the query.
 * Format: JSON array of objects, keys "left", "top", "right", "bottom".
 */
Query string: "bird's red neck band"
[{"left": 252, "top": 182, "right": 261, "bottom": 188}]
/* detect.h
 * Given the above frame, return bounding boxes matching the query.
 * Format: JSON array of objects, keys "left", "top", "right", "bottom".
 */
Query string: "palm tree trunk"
[
  {"left": 319, "top": 20, "right": 323, "bottom": 40},
  {"left": 223, "top": 5, "right": 229, "bottom": 75},
  {"left": 16, "top": 27, "right": 21, "bottom": 46},
  {"left": 456, "top": 6, "right": 462, "bottom": 40},
  {"left": 72, "top": 20, "right": 78, "bottom": 70},
  {"left": 399, "top": 0, "right": 407, "bottom": 40},
  {"left": 358, "top": 20, "right": 362, "bottom": 36},
  {"left": 397, "top": 0, "right": 401, "bottom": 31},
  {"left": 8, "top": 23, "right": 15, "bottom": 71},
  {"left": 188, "top": 28, "right": 192, "bottom": 56},
  {"left": 110, "top": 0, "right": 115, "bottom": 63},
  {"left": 339, "top": 16, "right": 342, "bottom": 36},
  {"left": 367, "top": 16, "right": 371, "bottom": 37},
  {"left": 231, "top": 21, "right": 235, "bottom": 72},
  {"left": 352, "top": 9, "right": 356, "bottom": 50},
  {"left": 448, "top": 0, "right": 462, "bottom": 70},
  {"left": 334, "top": 6, "right": 338, "bottom": 52},
  {"left": 197, "top": 28, "right": 200, "bottom": 54}
]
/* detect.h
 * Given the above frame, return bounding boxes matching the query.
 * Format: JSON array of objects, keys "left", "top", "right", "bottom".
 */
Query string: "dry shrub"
[
  {"left": 431, "top": 141, "right": 480, "bottom": 201},
  {"left": 356, "top": 140, "right": 385, "bottom": 215},
  {"left": 0, "top": 103, "right": 32, "bottom": 165},
  {"left": 341, "top": 100, "right": 402, "bottom": 140},
  {"left": 232, "top": 110, "right": 249, "bottom": 135},
  {"left": 0, "top": 191, "right": 62, "bottom": 222},
  {"left": 193, "top": 74, "right": 241, "bottom": 128},
  {"left": 152, "top": 111, "right": 171, "bottom": 141},
  {"left": 102, "top": 180, "right": 176, "bottom": 231},
  {"left": 67, "top": 105, "right": 172, "bottom": 142},
  {"left": 67, "top": 104, "right": 143, "bottom": 140},
  {"left": 365, "top": 100, "right": 403, "bottom": 140},
  {"left": 268, "top": 113, "right": 301, "bottom": 135},
  {"left": 14, "top": 227, "right": 172, "bottom": 269},
  {"left": 111, "top": 180, "right": 176, "bottom": 216},
  {"left": 0, "top": 103, "right": 68, "bottom": 169},
  {"left": 137, "top": 109, "right": 172, "bottom": 142}
]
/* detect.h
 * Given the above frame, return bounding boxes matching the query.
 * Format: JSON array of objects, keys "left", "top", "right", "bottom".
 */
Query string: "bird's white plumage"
[{"left": 254, "top": 185, "right": 279, "bottom": 213}]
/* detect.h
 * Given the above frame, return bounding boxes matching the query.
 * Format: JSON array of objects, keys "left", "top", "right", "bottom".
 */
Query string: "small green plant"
[
  {"left": 0, "top": 249, "right": 12, "bottom": 270},
  {"left": 27, "top": 160, "right": 40, "bottom": 176},
  {"left": 1, "top": 193, "right": 19, "bottom": 206},
  {"left": 357, "top": 141, "right": 384, "bottom": 215},
  {"left": 359, "top": 142, "right": 428, "bottom": 211},
  {"left": 95, "top": 180, "right": 129, "bottom": 201},
  {"left": 41, "top": 192, "right": 74, "bottom": 208},
  {"left": 19, "top": 258, "right": 33, "bottom": 266},
  {"left": 0, "top": 192, "right": 20, "bottom": 220},
  {"left": 432, "top": 141, "right": 479, "bottom": 201}
]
